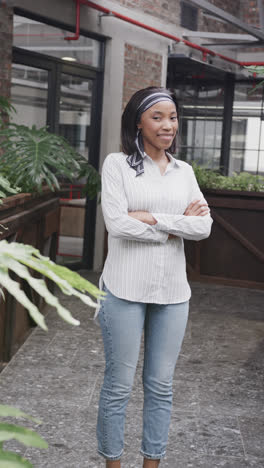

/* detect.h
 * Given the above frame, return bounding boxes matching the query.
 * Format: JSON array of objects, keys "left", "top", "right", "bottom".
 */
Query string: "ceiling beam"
[
  {"left": 201, "top": 42, "right": 263, "bottom": 49},
  {"left": 185, "top": 0, "right": 264, "bottom": 41},
  {"left": 182, "top": 32, "right": 257, "bottom": 41}
]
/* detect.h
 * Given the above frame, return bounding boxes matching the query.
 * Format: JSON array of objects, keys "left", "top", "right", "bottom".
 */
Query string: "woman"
[{"left": 96, "top": 87, "right": 212, "bottom": 468}]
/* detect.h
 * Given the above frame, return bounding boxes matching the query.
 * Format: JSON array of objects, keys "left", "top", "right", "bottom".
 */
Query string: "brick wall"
[
  {"left": 242, "top": 0, "right": 263, "bottom": 26},
  {"left": 0, "top": 4, "right": 13, "bottom": 99},
  {"left": 198, "top": 0, "right": 243, "bottom": 33},
  {"left": 112, "top": 0, "right": 181, "bottom": 26},
  {"left": 123, "top": 43, "right": 163, "bottom": 109},
  {"left": 109, "top": 0, "right": 263, "bottom": 37}
]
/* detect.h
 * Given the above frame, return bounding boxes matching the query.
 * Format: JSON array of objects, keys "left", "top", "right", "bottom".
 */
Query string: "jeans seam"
[{"left": 101, "top": 297, "right": 115, "bottom": 456}]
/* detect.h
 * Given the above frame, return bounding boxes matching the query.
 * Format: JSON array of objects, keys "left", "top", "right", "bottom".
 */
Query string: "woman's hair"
[{"left": 121, "top": 86, "right": 179, "bottom": 156}]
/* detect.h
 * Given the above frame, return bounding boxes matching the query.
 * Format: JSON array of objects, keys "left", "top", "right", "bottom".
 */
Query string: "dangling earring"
[{"left": 136, "top": 128, "right": 144, "bottom": 154}]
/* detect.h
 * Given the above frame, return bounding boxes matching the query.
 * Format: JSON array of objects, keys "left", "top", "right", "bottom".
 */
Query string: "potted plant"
[
  {"left": 0, "top": 96, "right": 101, "bottom": 362},
  {"left": 185, "top": 164, "right": 264, "bottom": 289}
]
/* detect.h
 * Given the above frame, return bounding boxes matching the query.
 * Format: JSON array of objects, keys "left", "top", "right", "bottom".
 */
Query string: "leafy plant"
[
  {"left": 0, "top": 97, "right": 15, "bottom": 126},
  {"left": 0, "top": 240, "right": 104, "bottom": 467},
  {"left": 0, "top": 97, "right": 101, "bottom": 199},
  {"left": 0, "top": 124, "right": 81, "bottom": 194},
  {"left": 192, "top": 163, "right": 264, "bottom": 192},
  {"left": 77, "top": 157, "right": 101, "bottom": 200},
  {"left": 0, "top": 240, "right": 104, "bottom": 330},
  {"left": 0, "top": 98, "right": 103, "bottom": 467},
  {"left": 0, "top": 174, "right": 19, "bottom": 203},
  {"left": 0, "top": 241, "right": 104, "bottom": 466},
  {"left": 0, "top": 404, "right": 47, "bottom": 467}
]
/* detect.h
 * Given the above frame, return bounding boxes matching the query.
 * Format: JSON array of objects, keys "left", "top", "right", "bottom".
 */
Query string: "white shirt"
[{"left": 99, "top": 151, "right": 213, "bottom": 305}]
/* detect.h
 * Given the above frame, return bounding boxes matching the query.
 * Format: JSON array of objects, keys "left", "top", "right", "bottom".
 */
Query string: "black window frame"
[{"left": 12, "top": 8, "right": 106, "bottom": 270}]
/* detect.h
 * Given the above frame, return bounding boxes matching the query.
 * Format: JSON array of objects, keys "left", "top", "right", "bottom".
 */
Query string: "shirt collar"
[
  {"left": 143, "top": 151, "right": 179, "bottom": 168},
  {"left": 166, "top": 152, "right": 180, "bottom": 168}
]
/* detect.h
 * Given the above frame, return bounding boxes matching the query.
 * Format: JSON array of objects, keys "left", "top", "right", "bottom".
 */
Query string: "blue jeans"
[{"left": 97, "top": 283, "right": 189, "bottom": 461}]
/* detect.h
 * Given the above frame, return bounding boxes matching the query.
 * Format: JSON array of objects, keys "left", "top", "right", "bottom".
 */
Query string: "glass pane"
[
  {"left": 11, "top": 64, "right": 48, "bottom": 127},
  {"left": 258, "top": 151, "right": 264, "bottom": 175},
  {"left": 13, "top": 15, "right": 101, "bottom": 67},
  {"left": 59, "top": 73, "right": 93, "bottom": 157},
  {"left": 229, "top": 82, "right": 264, "bottom": 175},
  {"left": 229, "top": 150, "right": 245, "bottom": 174},
  {"left": 174, "top": 84, "right": 224, "bottom": 169},
  {"left": 57, "top": 74, "right": 93, "bottom": 264}
]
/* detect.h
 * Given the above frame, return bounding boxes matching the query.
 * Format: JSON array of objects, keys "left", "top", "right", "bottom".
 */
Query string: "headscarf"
[{"left": 126, "top": 91, "right": 175, "bottom": 176}]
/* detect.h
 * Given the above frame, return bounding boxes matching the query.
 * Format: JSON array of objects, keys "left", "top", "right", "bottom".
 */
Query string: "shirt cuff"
[
  {"left": 155, "top": 229, "right": 169, "bottom": 243},
  {"left": 153, "top": 213, "right": 185, "bottom": 232}
]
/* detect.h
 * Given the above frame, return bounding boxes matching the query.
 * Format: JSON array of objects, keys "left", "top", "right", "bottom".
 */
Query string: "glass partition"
[
  {"left": 230, "top": 83, "right": 264, "bottom": 175},
  {"left": 57, "top": 74, "right": 94, "bottom": 263},
  {"left": 173, "top": 84, "right": 224, "bottom": 170},
  {"left": 11, "top": 63, "right": 48, "bottom": 127}
]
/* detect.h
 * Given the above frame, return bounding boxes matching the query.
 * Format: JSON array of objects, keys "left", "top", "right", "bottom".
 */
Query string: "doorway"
[{"left": 11, "top": 47, "right": 103, "bottom": 269}]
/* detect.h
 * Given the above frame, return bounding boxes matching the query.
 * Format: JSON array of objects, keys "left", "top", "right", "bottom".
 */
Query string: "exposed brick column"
[
  {"left": 0, "top": 3, "right": 13, "bottom": 99},
  {"left": 123, "top": 43, "right": 163, "bottom": 108}
]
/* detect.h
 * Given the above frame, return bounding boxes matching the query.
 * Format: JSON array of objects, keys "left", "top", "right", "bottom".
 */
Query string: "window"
[
  {"left": 230, "top": 83, "right": 264, "bottom": 175},
  {"left": 13, "top": 15, "right": 101, "bottom": 67},
  {"left": 11, "top": 64, "right": 48, "bottom": 127},
  {"left": 173, "top": 84, "right": 225, "bottom": 170},
  {"left": 180, "top": 2, "right": 198, "bottom": 31}
]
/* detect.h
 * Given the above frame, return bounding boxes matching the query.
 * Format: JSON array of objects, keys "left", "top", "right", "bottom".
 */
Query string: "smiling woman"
[{"left": 96, "top": 87, "right": 213, "bottom": 468}]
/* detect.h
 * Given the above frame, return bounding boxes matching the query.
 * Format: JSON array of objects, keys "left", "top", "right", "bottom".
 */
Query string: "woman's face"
[{"left": 137, "top": 100, "right": 178, "bottom": 153}]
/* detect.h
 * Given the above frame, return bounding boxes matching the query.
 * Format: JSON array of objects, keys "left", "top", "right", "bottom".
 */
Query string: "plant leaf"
[
  {"left": 0, "top": 405, "right": 41, "bottom": 424},
  {"left": 0, "top": 267, "right": 47, "bottom": 330},
  {"left": 0, "top": 423, "right": 48, "bottom": 448},
  {"left": 0, "top": 450, "right": 33, "bottom": 468},
  {"left": 0, "top": 240, "right": 103, "bottom": 329}
]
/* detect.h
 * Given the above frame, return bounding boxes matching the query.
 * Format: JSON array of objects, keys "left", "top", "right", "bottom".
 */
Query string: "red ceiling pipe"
[
  {"left": 64, "top": 0, "right": 80, "bottom": 40},
  {"left": 65, "top": 0, "right": 264, "bottom": 67}
]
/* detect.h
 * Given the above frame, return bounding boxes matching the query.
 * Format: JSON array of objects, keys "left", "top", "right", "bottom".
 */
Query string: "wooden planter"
[
  {"left": 0, "top": 190, "right": 60, "bottom": 366},
  {"left": 185, "top": 188, "right": 264, "bottom": 290}
]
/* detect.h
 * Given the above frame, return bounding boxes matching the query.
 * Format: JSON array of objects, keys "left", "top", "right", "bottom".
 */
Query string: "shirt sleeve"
[
  {"left": 152, "top": 165, "right": 213, "bottom": 241},
  {"left": 101, "top": 155, "right": 168, "bottom": 243}
]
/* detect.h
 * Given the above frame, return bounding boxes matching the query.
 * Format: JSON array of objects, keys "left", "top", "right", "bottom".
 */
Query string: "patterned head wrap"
[{"left": 126, "top": 92, "right": 175, "bottom": 176}]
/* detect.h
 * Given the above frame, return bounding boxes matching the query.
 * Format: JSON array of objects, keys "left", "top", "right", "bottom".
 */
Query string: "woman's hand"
[
  {"left": 184, "top": 199, "right": 210, "bottom": 217},
  {"left": 128, "top": 211, "right": 157, "bottom": 225}
]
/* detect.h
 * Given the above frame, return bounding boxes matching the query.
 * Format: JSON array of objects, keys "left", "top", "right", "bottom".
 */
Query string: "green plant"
[
  {"left": 0, "top": 241, "right": 104, "bottom": 467},
  {"left": 0, "top": 171, "right": 104, "bottom": 465},
  {"left": 192, "top": 162, "right": 264, "bottom": 192},
  {"left": 0, "top": 174, "right": 19, "bottom": 202},
  {"left": 0, "top": 96, "right": 101, "bottom": 199},
  {"left": 0, "top": 123, "right": 80, "bottom": 194},
  {"left": 0, "top": 404, "right": 47, "bottom": 467},
  {"left": 0, "top": 99, "right": 103, "bottom": 466},
  {"left": 0, "top": 97, "right": 15, "bottom": 125},
  {"left": 0, "top": 239, "right": 104, "bottom": 467},
  {"left": 0, "top": 240, "right": 104, "bottom": 330}
]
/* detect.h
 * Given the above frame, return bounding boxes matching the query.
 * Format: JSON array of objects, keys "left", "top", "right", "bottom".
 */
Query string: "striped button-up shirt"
[{"left": 99, "top": 152, "right": 213, "bottom": 304}]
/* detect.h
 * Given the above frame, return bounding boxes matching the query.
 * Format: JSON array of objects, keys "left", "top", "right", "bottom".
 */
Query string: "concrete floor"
[{"left": 0, "top": 273, "right": 264, "bottom": 467}]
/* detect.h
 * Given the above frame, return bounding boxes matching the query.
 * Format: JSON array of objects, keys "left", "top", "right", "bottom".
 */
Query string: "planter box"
[
  {"left": 185, "top": 188, "right": 264, "bottom": 290},
  {"left": 0, "top": 190, "right": 60, "bottom": 365}
]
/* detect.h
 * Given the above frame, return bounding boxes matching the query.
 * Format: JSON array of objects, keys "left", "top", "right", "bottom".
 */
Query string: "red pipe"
[
  {"left": 64, "top": 0, "right": 80, "bottom": 40},
  {"left": 65, "top": 0, "right": 264, "bottom": 67}
]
